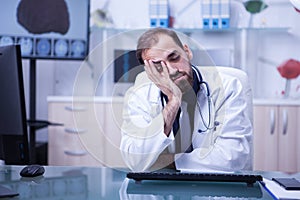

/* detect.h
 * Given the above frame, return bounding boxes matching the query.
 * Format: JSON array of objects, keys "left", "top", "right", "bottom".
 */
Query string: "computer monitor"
[
  {"left": 0, "top": 0, "right": 90, "bottom": 60},
  {"left": 113, "top": 49, "right": 144, "bottom": 96},
  {"left": 114, "top": 49, "right": 144, "bottom": 83},
  {"left": 0, "top": 44, "right": 29, "bottom": 165}
]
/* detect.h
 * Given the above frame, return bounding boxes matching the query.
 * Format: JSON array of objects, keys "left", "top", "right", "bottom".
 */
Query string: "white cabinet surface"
[
  {"left": 253, "top": 103, "right": 300, "bottom": 173},
  {"left": 48, "top": 97, "right": 126, "bottom": 168}
]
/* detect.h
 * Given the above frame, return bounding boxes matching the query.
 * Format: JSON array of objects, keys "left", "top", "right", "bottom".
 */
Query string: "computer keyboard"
[{"left": 127, "top": 171, "right": 263, "bottom": 186}]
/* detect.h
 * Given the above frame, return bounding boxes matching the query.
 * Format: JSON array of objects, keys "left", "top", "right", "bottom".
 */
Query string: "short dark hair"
[{"left": 136, "top": 28, "right": 184, "bottom": 64}]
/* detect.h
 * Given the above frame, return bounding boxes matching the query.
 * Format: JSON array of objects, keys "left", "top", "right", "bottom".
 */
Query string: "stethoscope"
[{"left": 160, "top": 65, "right": 218, "bottom": 133}]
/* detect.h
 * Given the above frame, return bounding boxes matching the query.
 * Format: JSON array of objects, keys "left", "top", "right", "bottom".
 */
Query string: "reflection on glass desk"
[
  {"left": 0, "top": 165, "right": 298, "bottom": 200},
  {"left": 122, "top": 179, "right": 266, "bottom": 199}
]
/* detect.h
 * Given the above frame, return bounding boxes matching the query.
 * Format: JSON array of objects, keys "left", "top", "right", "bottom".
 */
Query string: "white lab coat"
[{"left": 120, "top": 66, "right": 253, "bottom": 172}]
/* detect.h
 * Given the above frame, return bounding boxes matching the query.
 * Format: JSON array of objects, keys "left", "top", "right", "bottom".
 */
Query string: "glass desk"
[{"left": 0, "top": 165, "right": 298, "bottom": 199}]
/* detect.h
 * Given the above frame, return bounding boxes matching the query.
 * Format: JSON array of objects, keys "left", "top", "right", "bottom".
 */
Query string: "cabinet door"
[
  {"left": 102, "top": 102, "right": 126, "bottom": 168},
  {"left": 48, "top": 102, "right": 104, "bottom": 166},
  {"left": 253, "top": 105, "right": 279, "bottom": 171},
  {"left": 73, "top": 102, "right": 106, "bottom": 166},
  {"left": 277, "top": 106, "right": 298, "bottom": 172}
]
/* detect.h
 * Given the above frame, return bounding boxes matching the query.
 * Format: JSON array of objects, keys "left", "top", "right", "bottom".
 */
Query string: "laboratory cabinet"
[
  {"left": 253, "top": 101, "right": 300, "bottom": 173},
  {"left": 47, "top": 96, "right": 126, "bottom": 168}
]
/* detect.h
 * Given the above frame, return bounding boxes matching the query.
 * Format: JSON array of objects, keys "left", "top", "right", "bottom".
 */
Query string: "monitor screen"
[
  {"left": 114, "top": 49, "right": 143, "bottom": 83},
  {"left": 0, "top": 0, "right": 90, "bottom": 60},
  {"left": 0, "top": 44, "right": 29, "bottom": 164}
]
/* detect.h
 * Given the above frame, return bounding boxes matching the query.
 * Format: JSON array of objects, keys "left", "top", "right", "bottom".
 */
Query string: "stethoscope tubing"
[{"left": 160, "top": 65, "right": 216, "bottom": 133}]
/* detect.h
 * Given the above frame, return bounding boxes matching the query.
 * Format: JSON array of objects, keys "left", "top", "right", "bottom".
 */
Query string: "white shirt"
[{"left": 120, "top": 66, "right": 253, "bottom": 172}]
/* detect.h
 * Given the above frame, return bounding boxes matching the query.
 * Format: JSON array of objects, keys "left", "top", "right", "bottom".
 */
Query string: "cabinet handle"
[
  {"left": 64, "top": 128, "right": 87, "bottom": 134},
  {"left": 64, "top": 150, "right": 87, "bottom": 156},
  {"left": 270, "top": 109, "right": 275, "bottom": 135},
  {"left": 65, "top": 106, "right": 87, "bottom": 112},
  {"left": 282, "top": 109, "right": 288, "bottom": 135}
]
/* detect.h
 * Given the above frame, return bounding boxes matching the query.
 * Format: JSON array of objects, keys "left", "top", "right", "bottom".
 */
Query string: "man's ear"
[{"left": 183, "top": 44, "right": 193, "bottom": 60}]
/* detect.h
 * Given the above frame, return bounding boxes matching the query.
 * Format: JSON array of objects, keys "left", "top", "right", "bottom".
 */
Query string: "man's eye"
[
  {"left": 152, "top": 61, "right": 161, "bottom": 65},
  {"left": 170, "top": 56, "right": 180, "bottom": 62}
]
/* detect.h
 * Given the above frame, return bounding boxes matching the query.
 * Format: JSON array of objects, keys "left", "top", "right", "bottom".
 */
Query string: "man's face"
[{"left": 142, "top": 34, "right": 193, "bottom": 93}]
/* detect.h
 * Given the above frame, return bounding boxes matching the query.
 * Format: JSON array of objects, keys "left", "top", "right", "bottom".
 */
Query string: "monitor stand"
[
  {"left": 29, "top": 58, "right": 36, "bottom": 163},
  {"left": 28, "top": 59, "right": 62, "bottom": 164}
]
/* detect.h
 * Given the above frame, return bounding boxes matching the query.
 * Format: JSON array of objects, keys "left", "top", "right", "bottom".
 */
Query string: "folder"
[
  {"left": 211, "top": 0, "right": 219, "bottom": 29},
  {"left": 149, "top": 0, "right": 158, "bottom": 27},
  {"left": 149, "top": 0, "right": 169, "bottom": 27},
  {"left": 201, "top": 0, "right": 211, "bottom": 29},
  {"left": 220, "top": 0, "right": 230, "bottom": 29},
  {"left": 158, "top": 0, "right": 169, "bottom": 27}
]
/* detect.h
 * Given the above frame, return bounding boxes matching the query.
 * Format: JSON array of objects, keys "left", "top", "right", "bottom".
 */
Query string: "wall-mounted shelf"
[{"left": 90, "top": 26, "right": 291, "bottom": 34}]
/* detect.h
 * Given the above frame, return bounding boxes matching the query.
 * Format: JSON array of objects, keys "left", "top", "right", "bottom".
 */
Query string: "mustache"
[{"left": 170, "top": 71, "right": 191, "bottom": 81}]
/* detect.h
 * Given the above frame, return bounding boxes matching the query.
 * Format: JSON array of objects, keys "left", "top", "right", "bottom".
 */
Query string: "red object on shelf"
[{"left": 277, "top": 59, "right": 300, "bottom": 79}]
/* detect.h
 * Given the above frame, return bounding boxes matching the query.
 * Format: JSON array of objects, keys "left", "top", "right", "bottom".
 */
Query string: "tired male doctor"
[{"left": 120, "top": 27, "right": 253, "bottom": 172}]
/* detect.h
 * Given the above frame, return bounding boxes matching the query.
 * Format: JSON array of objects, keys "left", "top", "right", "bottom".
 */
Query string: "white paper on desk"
[
  {"left": 263, "top": 178, "right": 300, "bottom": 199},
  {"left": 179, "top": 168, "right": 234, "bottom": 174}
]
